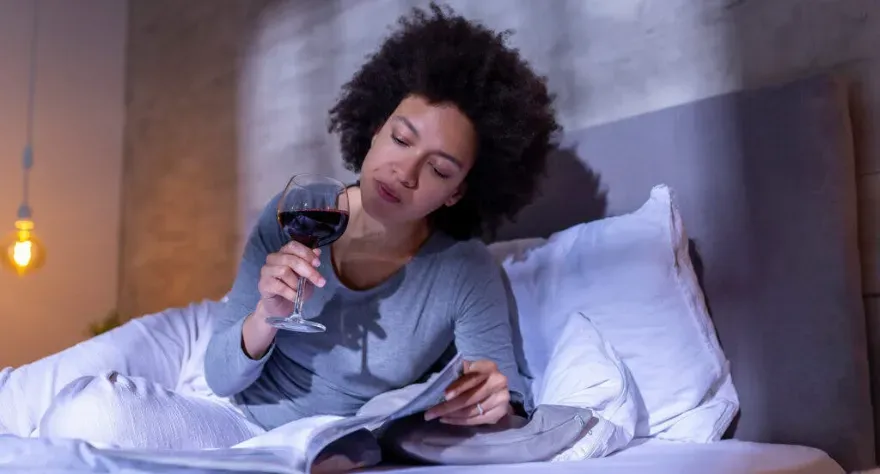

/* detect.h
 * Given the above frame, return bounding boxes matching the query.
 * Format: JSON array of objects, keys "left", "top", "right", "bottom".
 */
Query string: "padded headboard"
[{"left": 495, "top": 75, "right": 875, "bottom": 471}]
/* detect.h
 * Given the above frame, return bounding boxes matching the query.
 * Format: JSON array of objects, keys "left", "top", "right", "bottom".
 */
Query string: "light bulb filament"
[{"left": 13, "top": 240, "right": 32, "bottom": 267}]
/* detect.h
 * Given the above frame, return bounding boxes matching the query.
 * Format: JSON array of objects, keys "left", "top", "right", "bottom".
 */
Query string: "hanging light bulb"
[
  {"left": 3, "top": 0, "right": 44, "bottom": 277},
  {"left": 2, "top": 217, "right": 45, "bottom": 276},
  {"left": 3, "top": 145, "right": 44, "bottom": 276}
]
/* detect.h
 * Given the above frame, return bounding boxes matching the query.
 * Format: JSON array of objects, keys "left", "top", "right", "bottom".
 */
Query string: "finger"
[
  {"left": 426, "top": 364, "right": 507, "bottom": 420},
  {"left": 258, "top": 276, "right": 297, "bottom": 302},
  {"left": 441, "top": 405, "right": 506, "bottom": 426},
  {"left": 423, "top": 373, "right": 485, "bottom": 419},
  {"left": 443, "top": 372, "right": 488, "bottom": 401},
  {"left": 446, "top": 359, "right": 501, "bottom": 398},
  {"left": 279, "top": 241, "right": 321, "bottom": 265},
  {"left": 262, "top": 264, "right": 300, "bottom": 291},
  {"left": 426, "top": 379, "right": 496, "bottom": 420},
  {"left": 438, "top": 388, "right": 510, "bottom": 418},
  {"left": 441, "top": 388, "right": 510, "bottom": 420},
  {"left": 464, "top": 369, "right": 507, "bottom": 399},
  {"left": 266, "top": 254, "right": 326, "bottom": 287},
  {"left": 261, "top": 264, "right": 319, "bottom": 301},
  {"left": 266, "top": 250, "right": 321, "bottom": 269},
  {"left": 441, "top": 400, "right": 509, "bottom": 426}
]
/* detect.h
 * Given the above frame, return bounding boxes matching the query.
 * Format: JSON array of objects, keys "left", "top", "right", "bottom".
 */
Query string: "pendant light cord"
[{"left": 19, "top": 0, "right": 40, "bottom": 220}]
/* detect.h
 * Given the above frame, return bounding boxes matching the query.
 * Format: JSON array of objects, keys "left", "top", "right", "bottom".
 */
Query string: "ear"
[{"left": 445, "top": 183, "right": 466, "bottom": 207}]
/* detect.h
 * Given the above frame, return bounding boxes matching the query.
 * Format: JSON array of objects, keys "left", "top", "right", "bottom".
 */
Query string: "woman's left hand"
[{"left": 424, "top": 359, "right": 511, "bottom": 425}]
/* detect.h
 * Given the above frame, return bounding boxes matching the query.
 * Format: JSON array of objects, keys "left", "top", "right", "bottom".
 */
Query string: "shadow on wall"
[
  {"left": 235, "top": 0, "right": 352, "bottom": 253},
  {"left": 493, "top": 146, "right": 608, "bottom": 242}
]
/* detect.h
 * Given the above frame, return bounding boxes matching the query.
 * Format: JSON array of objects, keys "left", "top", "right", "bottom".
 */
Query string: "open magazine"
[
  {"left": 303, "top": 352, "right": 465, "bottom": 472},
  {"left": 0, "top": 349, "right": 616, "bottom": 473},
  {"left": 0, "top": 354, "right": 466, "bottom": 474}
]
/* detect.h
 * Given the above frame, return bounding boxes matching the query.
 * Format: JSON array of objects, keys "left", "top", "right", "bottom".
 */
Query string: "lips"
[{"left": 375, "top": 180, "right": 402, "bottom": 204}]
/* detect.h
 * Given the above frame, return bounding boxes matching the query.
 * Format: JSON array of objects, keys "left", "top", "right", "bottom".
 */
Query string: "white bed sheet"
[{"left": 373, "top": 439, "right": 845, "bottom": 474}]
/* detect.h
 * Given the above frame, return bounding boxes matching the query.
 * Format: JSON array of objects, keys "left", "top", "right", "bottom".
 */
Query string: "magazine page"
[
  {"left": 385, "top": 353, "right": 464, "bottom": 420},
  {"left": 303, "top": 413, "right": 386, "bottom": 469},
  {"left": 304, "top": 353, "right": 465, "bottom": 473}
]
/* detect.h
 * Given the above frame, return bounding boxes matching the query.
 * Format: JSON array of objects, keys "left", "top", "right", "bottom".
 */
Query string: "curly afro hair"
[{"left": 327, "top": 2, "right": 561, "bottom": 240}]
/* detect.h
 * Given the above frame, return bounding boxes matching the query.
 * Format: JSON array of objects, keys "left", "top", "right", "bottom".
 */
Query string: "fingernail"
[
  {"left": 313, "top": 259, "right": 321, "bottom": 267},
  {"left": 424, "top": 412, "right": 436, "bottom": 421},
  {"left": 444, "top": 391, "right": 455, "bottom": 400},
  {"left": 318, "top": 278, "right": 326, "bottom": 287}
]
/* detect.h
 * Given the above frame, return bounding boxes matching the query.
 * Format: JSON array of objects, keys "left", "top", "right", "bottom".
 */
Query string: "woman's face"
[{"left": 359, "top": 94, "right": 477, "bottom": 227}]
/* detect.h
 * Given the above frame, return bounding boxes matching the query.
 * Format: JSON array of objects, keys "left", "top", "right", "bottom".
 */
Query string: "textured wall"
[
  {"left": 0, "top": 0, "right": 127, "bottom": 367},
  {"left": 121, "top": 0, "right": 879, "bottom": 322},
  {"left": 118, "top": 0, "right": 273, "bottom": 318}
]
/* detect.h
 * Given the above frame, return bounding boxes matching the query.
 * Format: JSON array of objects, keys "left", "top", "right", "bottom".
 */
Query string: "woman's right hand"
[
  {"left": 255, "top": 241, "right": 327, "bottom": 318},
  {"left": 242, "top": 241, "right": 327, "bottom": 360}
]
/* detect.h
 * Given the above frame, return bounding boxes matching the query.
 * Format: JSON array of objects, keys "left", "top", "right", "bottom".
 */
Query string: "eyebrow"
[{"left": 392, "top": 115, "right": 463, "bottom": 169}]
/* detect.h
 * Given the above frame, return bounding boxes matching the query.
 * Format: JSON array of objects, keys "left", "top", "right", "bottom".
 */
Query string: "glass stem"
[{"left": 292, "top": 275, "right": 306, "bottom": 318}]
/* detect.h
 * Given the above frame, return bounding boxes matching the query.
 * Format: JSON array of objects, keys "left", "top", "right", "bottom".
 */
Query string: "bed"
[
  {"left": 0, "top": 73, "right": 873, "bottom": 473},
  {"left": 372, "top": 440, "right": 843, "bottom": 474},
  {"left": 491, "top": 72, "right": 874, "bottom": 472}
]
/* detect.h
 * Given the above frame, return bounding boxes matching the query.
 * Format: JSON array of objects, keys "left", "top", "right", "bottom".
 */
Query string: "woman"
[
  {"left": 0, "top": 3, "right": 560, "bottom": 449},
  {"left": 205, "top": 2, "right": 559, "bottom": 432}
]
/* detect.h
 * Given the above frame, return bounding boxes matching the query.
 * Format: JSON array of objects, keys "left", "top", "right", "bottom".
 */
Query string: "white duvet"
[
  {"left": 0, "top": 300, "right": 633, "bottom": 473},
  {"left": 0, "top": 309, "right": 648, "bottom": 473}
]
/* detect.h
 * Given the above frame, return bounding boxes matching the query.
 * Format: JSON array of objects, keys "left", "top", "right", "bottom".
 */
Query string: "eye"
[
  {"left": 431, "top": 166, "right": 450, "bottom": 179},
  {"left": 392, "top": 135, "right": 408, "bottom": 147}
]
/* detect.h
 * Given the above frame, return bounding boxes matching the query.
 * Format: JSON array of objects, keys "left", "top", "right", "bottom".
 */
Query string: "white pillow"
[
  {"left": 541, "top": 311, "right": 638, "bottom": 460},
  {"left": 487, "top": 237, "right": 547, "bottom": 264},
  {"left": 492, "top": 185, "right": 738, "bottom": 443}
]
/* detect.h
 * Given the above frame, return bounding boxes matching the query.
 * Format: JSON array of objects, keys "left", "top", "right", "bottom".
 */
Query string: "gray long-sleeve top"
[{"left": 204, "top": 193, "right": 527, "bottom": 430}]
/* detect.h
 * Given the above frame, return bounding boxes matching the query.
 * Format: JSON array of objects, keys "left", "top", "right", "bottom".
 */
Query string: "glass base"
[{"left": 265, "top": 316, "right": 326, "bottom": 333}]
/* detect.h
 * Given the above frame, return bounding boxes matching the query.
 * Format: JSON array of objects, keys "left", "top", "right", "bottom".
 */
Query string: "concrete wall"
[
  {"left": 120, "top": 0, "right": 879, "bottom": 328},
  {"left": 0, "top": 0, "right": 127, "bottom": 367},
  {"left": 117, "top": 1, "right": 268, "bottom": 319}
]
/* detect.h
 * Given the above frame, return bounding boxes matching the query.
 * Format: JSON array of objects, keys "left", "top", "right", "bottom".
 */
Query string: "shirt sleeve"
[
  {"left": 452, "top": 241, "right": 531, "bottom": 413},
  {"left": 204, "top": 193, "right": 284, "bottom": 397}
]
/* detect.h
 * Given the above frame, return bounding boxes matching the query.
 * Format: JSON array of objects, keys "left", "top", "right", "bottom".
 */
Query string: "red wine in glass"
[
  {"left": 266, "top": 174, "right": 349, "bottom": 333},
  {"left": 278, "top": 209, "right": 349, "bottom": 249}
]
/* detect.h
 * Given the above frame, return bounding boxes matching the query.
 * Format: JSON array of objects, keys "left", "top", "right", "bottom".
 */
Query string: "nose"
[{"left": 392, "top": 157, "right": 419, "bottom": 189}]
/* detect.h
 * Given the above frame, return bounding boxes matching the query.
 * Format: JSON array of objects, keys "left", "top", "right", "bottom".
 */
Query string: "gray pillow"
[{"left": 380, "top": 404, "right": 595, "bottom": 465}]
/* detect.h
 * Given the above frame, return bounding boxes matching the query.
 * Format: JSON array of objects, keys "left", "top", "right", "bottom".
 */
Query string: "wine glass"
[{"left": 265, "top": 174, "right": 350, "bottom": 333}]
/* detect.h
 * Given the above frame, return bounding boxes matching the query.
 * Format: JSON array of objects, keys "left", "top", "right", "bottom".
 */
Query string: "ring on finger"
[{"left": 476, "top": 402, "right": 484, "bottom": 416}]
